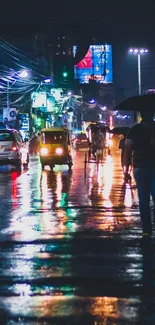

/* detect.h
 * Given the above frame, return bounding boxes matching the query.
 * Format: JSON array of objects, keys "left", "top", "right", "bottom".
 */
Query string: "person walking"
[
  {"left": 118, "top": 135, "right": 126, "bottom": 170},
  {"left": 119, "top": 133, "right": 131, "bottom": 183},
  {"left": 94, "top": 128, "right": 105, "bottom": 162},
  {"left": 124, "top": 108, "right": 155, "bottom": 237}
]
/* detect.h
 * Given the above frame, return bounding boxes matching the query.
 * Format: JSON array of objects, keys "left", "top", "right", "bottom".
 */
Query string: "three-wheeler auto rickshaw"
[{"left": 39, "top": 127, "right": 73, "bottom": 170}]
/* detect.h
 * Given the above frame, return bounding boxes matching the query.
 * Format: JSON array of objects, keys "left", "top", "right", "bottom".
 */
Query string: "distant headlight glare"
[{"left": 40, "top": 147, "right": 48, "bottom": 156}]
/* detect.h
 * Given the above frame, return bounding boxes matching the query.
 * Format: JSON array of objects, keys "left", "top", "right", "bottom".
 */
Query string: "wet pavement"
[{"left": 0, "top": 147, "right": 154, "bottom": 324}]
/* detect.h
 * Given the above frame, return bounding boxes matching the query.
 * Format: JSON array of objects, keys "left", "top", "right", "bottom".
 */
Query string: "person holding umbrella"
[
  {"left": 118, "top": 132, "right": 131, "bottom": 183},
  {"left": 110, "top": 127, "right": 131, "bottom": 182},
  {"left": 124, "top": 108, "right": 155, "bottom": 238}
]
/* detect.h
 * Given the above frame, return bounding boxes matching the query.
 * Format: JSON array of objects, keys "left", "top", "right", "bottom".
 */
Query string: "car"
[
  {"left": 0, "top": 129, "right": 23, "bottom": 171},
  {"left": 73, "top": 133, "right": 89, "bottom": 150}
]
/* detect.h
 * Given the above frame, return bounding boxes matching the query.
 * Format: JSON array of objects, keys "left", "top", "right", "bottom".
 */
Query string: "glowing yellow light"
[{"left": 40, "top": 147, "right": 48, "bottom": 156}]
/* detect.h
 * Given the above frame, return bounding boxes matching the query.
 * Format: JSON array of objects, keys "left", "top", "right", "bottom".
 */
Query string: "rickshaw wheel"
[
  {"left": 68, "top": 163, "right": 72, "bottom": 170},
  {"left": 41, "top": 163, "right": 45, "bottom": 170},
  {"left": 50, "top": 165, "right": 54, "bottom": 171}
]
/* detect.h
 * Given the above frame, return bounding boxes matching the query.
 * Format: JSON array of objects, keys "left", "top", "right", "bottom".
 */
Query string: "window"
[
  {"left": 42, "top": 132, "right": 65, "bottom": 144},
  {"left": 0, "top": 131, "right": 14, "bottom": 141}
]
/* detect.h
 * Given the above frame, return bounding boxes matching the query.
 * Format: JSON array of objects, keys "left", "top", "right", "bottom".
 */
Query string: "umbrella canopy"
[
  {"left": 86, "top": 122, "right": 110, "bottom": 133},
  {"left": 110, "top": 127, "right": 129, "bottom": 135},
  {"left": 113, "top": 94, "right": 155, "bottom": 111}
]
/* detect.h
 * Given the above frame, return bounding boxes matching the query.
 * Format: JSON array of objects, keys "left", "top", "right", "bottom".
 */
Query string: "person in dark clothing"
[
  {"left": 118, "top": 135, "right": 126, "bottom": 169},
  {"left": 92, "top": 129, "right": 104, "bottom": 159},
  {"left": 124, "top": 108, "right": 155, "bottom": 237},
  {"left": 119, "top": 134, "right": 132, "bottom": 183}
]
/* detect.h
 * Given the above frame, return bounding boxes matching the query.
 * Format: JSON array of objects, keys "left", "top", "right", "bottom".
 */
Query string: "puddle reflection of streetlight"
[
  {"left": 11, "top": 172, "right": 18, "bottom": 209},
  {"left": 19, "top": 173, "right": 31, "bottom": 214},
  {"left": 56, "top": 172, "right": 63, "bottom": 206},
  {"left": 124, "top": 183, "right": 133, "bottom": 208},
  {"left": 89, "top": 296, "right": 139, "bottom": 322},
  {"left": 41, "top": 171, "right": 51, "bottom": 208},
  {"left": 100, "top": 155, "right": 113, "bottom": 208}
]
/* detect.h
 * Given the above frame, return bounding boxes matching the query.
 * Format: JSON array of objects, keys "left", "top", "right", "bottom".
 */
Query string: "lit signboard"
[
  {"left": 73, "top": 44, "right": 113, "bottom": 84},
  {"left": 31, "top": 92, "right": 47, "bottom": 108}
]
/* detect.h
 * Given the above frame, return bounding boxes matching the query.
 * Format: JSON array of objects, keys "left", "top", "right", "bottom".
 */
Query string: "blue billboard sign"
[
  {"left": 19, "top": 113, "right": 29, "bottom": 131},
  {"left": 73, "top": 44, "right": 113, "bottom": 84}
]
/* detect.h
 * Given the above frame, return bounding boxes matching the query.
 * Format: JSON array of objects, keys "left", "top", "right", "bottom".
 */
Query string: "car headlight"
[
  {"left": 55, "top": 147, "right": 63, "bottom": 155},
  {"left": 40, "top": 147, "right": 48, "bottom": 156}
]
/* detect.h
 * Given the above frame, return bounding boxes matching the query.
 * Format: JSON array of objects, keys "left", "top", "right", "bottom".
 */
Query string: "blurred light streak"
[
  {"left": 41, "top": 171, "right": 50, "bottom": 208},
  {"left": 102, "top": 155, "right": 113, "bottom": 207},
  {"left": 56, "top": 172, "right": 63, "bottom": 204},
  {"left": 124, "top": 184, "right": 133, "bottom": 208},
  {"left": 11, "top": 172, "right": 18, "bottom": 209}
]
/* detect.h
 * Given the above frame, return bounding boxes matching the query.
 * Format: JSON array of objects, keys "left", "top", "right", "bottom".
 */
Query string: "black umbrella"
[
  {"left": 110, "top": 127, "right": 129, "bottom": 135},
  {"left": 113, "top": 94, "right": 155, "bottom": 111},
  {"left": 86, "top": 122, "right": 110, "bottom": 133}
]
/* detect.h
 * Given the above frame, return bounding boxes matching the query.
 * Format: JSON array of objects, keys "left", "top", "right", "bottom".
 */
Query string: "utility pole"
[
  {"left": 7, "top": 80, "right": 10, "bottom": 109},
  {"left": 137, "top": 53, "right": 141, "bottom": 96}
]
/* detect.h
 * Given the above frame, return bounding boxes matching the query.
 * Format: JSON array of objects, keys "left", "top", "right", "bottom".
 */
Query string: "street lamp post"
[
  {"left": 7, "top": 80, "right": 10, "bottom": 110},
  {"left": 137, "top": 53, "right": 141, "bottom": 95},
  {"left": 129, "top": 48, "right": 148, "bottom": 96}
]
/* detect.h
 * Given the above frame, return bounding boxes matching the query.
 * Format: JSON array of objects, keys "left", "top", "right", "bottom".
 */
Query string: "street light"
[
  {"left": 129, "top": 48, "right": 148, "bottom": 95},
  {"left": 7, "top": 69, "right": 29, "bottom": 109},
  {"left": 42, "top": 78, "right": 52, "bottom": 84},
  {"left": 18, "top": 70, "right": 29, "bottom": 79},
  {"left": 89, "top": 98, "right": 96, "bottom": 104},
  {"left": 67, "top": 91, "right": 72, "bottom": 96}
]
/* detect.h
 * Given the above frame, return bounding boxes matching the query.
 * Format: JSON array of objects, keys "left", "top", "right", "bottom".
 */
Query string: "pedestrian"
[
  {"left": 118, "top": 134, "right": 132, "bottom": 183},
  {"left": 124, "top": 108, "right": 155, "bottom": 237},
  {"left": 118, "top": 135, "right": 126, "bottom": 170},
  {"left": 94, "top": 129, "right": 105, "bottom": 158}
]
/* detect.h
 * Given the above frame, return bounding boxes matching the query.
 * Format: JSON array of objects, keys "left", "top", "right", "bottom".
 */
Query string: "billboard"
[
  {"left": 73, "top": 44, "right": 113, "bottom": 84},
  {"left": 3, "top": 108, "right": 17, "bottom": 122},
  {"left": 31, "top": 92, "right": 47, "bottom": 108},
  {"left": 19, "top": 113, "right": 29, "bottom": 131}
]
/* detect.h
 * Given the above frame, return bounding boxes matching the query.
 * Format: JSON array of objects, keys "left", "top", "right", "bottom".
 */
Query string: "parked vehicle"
[
  {"left": 0, "top": 129, "right": 23, "bottom": 171},
  {"left": 39, "top": 127, "right": 73, "bottom": 170},
  {"left": 72, "top": 133, "right": 89, "bottom": 150}
]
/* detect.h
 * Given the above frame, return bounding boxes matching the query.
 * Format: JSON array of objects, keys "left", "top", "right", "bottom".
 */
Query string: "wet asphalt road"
[{"left": 0, "top": 147, "right": 154, "bottom": 324}]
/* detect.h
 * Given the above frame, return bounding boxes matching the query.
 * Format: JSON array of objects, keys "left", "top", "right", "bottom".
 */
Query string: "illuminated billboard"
[{"left": 73, "top": 44, "right": 113, "bottom": 84}]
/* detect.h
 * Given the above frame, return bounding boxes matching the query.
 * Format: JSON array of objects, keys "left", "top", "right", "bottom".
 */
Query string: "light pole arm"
[{"left": 138, "top": 54, "right": 141, "bottom": 95}]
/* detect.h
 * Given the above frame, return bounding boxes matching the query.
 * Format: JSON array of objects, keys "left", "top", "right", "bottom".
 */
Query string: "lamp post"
[
  {"left": 129, "top": 48, "right": 148, "bottom": 95},
  {"left": 40, "top": 78, "right": 53, "bottom": 110}
]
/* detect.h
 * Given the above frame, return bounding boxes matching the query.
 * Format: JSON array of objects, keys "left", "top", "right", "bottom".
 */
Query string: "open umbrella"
[
  {"left": 110, "top": 126, "right": 129, "bottom": 135},
  {"left": 86, "top": 122, "right": 110, "bottom": 133},
  {"left": 113, "top": 94, "right": 155, "bottom": 111}
]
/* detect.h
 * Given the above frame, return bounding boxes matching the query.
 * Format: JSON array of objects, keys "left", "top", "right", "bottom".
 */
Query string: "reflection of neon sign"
[{"left": 74, "top": 44, "right": 113, "bottom": 84}]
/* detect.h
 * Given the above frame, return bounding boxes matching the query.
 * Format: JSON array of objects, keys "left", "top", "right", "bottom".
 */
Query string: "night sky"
[
  {"left": 0, "top": 1, "right": 155, "bottom": 99},
  {"left": 0, "top": 1, "right": 154, "bottom": 42}
]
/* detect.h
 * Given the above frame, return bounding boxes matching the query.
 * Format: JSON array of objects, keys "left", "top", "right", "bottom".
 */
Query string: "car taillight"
[{"left": 12, "top": 144, "right": 17, "bottom": 151}]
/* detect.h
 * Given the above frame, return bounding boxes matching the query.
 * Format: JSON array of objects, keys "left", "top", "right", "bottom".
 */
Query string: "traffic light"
[
  {"left": 62, "top": 71, "right": 68, "bottom": 78},
  {"left": 36, "top": 117, "right": 42, "bottom": 127}
]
